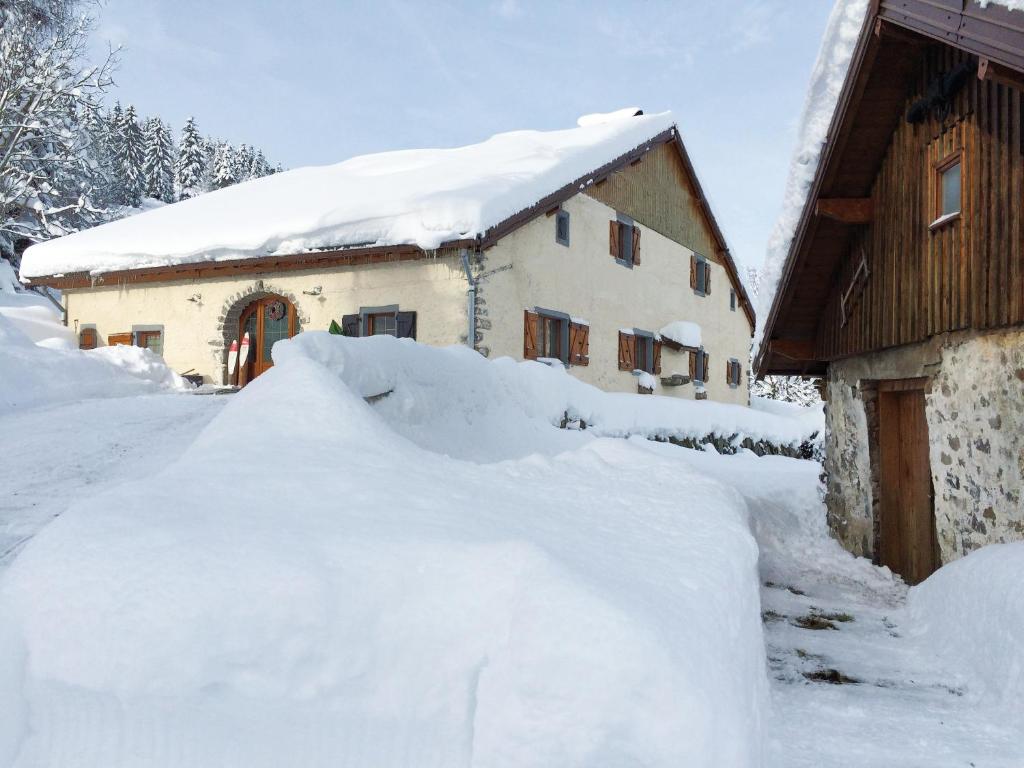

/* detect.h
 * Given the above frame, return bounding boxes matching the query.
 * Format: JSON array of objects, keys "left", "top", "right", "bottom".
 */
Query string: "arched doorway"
[{"left": 236, "top": 294, "right": 298, "bottom": 385}]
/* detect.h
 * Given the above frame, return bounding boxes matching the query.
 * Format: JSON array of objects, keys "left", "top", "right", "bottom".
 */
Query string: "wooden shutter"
[
  {"left": 609, "top": 220, "right": 620, "bottom": 259},
  {"left": 396, "top": 311, "right": 417, "bottom": 339},
  {"left": 690, "top": 254, "right": 697, "bottom": 289},
  {"left": 653, "top": 339, "right": 662, "bottom": 374},
  {"left": 569, "top": 321, "right": 589, "bottom": 366},
  {"left": 726, "top": 360, "right": 733, "bottom": 385},
  {"left": 703, "top": 352, "right": 710, "bottom": 382},
  {"left": 107, "top": 332, "right": 132, "bottom": 347},
  {"left": 524, "top": 310, "right": 540, "bottom": 360},
  {"left": 341, "top": 313, "right": 360, "bottom": 337},
  {"left": 79, "top": 328, "right": 97, "bottom": 350},
  {"left": 618, "top": 331, "right": 635, "bottom": 370},
  {"left": 631, "top": 226, "right": 641, "bottom": 266},
  {"left": 705, "top": 264, "right": 711, "bottom": 295}
]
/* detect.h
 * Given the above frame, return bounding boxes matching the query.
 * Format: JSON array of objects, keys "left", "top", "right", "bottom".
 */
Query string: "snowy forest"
[{"left": 0, "top": 0, "right": 280, "bottom": 266}]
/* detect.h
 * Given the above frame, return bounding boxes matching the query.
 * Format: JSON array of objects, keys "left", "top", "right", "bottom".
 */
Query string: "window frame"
[
  {"left": 693, "top": 348, "right": 708, "bottom": 385},
  {"left": 730, "top": 288, "right": 737, "bottom": 311},
  {"left": 728, "top": 358, "right": 742, "bottom": 388},
  {"left": 633, "top": 329, "right": 656, "bottom": 374},
  {"left": 555, "top": 209, "right": 570, "bottom": 247},
  {"left": 616, "top": 215, "right": 636, "bottom": 269},
  {"left": 535, "top": 307, "right": 571, "bottom": 365},
  {"left": 131, "top": 324, "right": 164, "bottom": 356},
  {"left": 931, "top": 151, "right": 962, "bottom": 231},
  {"left": 693, "top": 254, "right": 710, "bottom": 297},
  {"left": 358, "top": 304, "right": 399, "bottom": 337}
]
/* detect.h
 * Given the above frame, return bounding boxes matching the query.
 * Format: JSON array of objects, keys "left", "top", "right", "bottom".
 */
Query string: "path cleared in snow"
[
  {"left": 676, "top": 448, "right": 1024, "bottom": 768},
  {"left": 0, "top": 393, "right": 227, "bottom": 570}
]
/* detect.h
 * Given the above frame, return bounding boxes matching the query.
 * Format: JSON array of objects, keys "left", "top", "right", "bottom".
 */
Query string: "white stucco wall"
[
  {"left": 477, "top": 193, "right": 753, "bottom": 404},
  {"left": 63, "top": 256, "right": 469, "bottom": 383}
]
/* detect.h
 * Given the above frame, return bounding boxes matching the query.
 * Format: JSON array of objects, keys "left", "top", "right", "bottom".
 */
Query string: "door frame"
[{"left": 237, "top": 295, "right": 298, "bottom": 384}]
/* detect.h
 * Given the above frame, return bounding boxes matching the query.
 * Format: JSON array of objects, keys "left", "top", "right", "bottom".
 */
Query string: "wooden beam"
[
  {"left": 769, "top": 338, "right": 816, "bottom": 361},
  {"left": 815, "top": 197, "right": 874, "bottom": 224},
  {"left": 873, "top": 18, "right": 926, "bottom": 45},
  {"left": 978, "top": 57, "right": 1024, "bottom": 92}
]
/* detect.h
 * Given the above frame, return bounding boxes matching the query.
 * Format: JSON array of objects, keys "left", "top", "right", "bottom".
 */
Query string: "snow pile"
[
  {"left": 754, "top": 0, "right": 870, "bottom": 354},
  {"left": 0, "top": 314, "right": 190, "bottom": 412},
  {"left": 0, "top": 334, "right": 768, "bottom": 767},
  {"left": 0, "top": 260, "right": 75, "bottom": 347},
  {"left": 908, "top": 543, "right": 1024, "bottom": 712},
  {"left": 20, "top": 113, "right": 674, "bottom": 279},
  {"left": 278, "top": 333, "right": 822, "bottom": 460},
  {"left": 659, "top": 320, "right": 701, "bottom": 348},
  {"left": 576, "top": 107, "right": 644, "bottom": 127},
  {"left": 977, "top": 0, "right": 1024, "bottom": 10}
]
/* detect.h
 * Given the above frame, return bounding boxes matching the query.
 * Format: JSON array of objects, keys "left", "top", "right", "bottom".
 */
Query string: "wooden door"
[
  {"left": 237, "top": 296, "right": 297, "bottom": 384},
  {"left": 877, "top": 380, "right": 938, "bottom": 584}
]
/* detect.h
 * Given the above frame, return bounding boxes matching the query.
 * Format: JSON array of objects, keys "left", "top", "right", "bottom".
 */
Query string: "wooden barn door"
[{"left": 877, "top": 379, "right": 938, "bottom": 584}]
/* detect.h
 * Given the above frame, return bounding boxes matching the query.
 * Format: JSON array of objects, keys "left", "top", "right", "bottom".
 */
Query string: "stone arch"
[{"left": 211, "top": 280, "right": 309, "bottom": 384}]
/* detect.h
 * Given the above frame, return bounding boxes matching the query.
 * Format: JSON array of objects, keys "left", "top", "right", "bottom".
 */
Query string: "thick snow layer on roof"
[
  {"left": 754, "top": 0, "right": 870, "bottom": 356},
  {"left": 977, "top": 0, "right": 1024, "bottom": 10},
  {"left": 19, "top": 112, "right": 675, "bottom": 279},
  {"left": 659, "top": 320, "right": 702, "bottom": 349}
]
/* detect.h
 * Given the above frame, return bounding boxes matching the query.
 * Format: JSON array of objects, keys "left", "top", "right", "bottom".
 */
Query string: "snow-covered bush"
[{"left": 0, "top": 332, "right": 770, "bottom": 766}]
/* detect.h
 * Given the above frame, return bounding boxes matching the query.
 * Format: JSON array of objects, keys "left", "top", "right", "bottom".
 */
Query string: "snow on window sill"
[{"left": 929, "top": 211, "right": 960, "bottom": 231}]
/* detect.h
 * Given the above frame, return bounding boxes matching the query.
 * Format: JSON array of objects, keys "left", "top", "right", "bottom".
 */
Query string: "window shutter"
[
  {"left": 79, "top": 328, "right": 97, "bottom": 350},
  {"left": 569, "top": 321, "right": 590, "bottom": 366},
  {"left": 726, "top": 360, "right": 732, "bottom": 385},
  {"left": 609, "top": 220, "right": 620, "bottom": 259},
  {"left": 690, "top": 254, "right": 697, "bottom": 289},
  {"left": 631, "top": 226, "right": 641, "bottom": 266},
  {"left": 703, "top": 352, "right": 710, "bottom": 382},
  {"left": 396, "top": 311, "right": 417, "bottom": 339},
  {"left": 705, "top": 265, "right": 711, "bottom": 295},
  {"left": 523, "top": 310, "right": 540, "bottom": 360},
  {"left": 341, "top": 313, "right": 360, "bottom": 337},
  {"left": 653, "top": 339, "right": 662, "bottom": 374},
  {"left": 107, "top": 332, "right": 132, "bottom": 347},
  {"left": 689, "top": 350, "right": 696, "bottom": 379},
  {"left": 618, "top": 331, "right": 634, "bottom": 371}
]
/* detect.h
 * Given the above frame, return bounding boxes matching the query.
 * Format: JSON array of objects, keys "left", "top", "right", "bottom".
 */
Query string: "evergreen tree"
[
  {"left": 249, "top": 149, "right": 270, "bottom": 179},
  {"left": 114, "top": 104, "right": 145, "bottom": 207},
  {"left": 210, "top": 143, "right": 236, "bottom": 189},
  {"left": 233, "top": 143, "right": 254, "bottom": 183},
  {"left": 175, "top": 117, "right": 205, "bottom": 200},
  {"left": 142, "top": 118, "right": 175, "bottom": 203}
]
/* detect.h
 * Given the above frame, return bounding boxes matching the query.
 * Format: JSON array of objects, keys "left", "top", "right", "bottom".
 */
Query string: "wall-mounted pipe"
[{"left": 460, "top": 248, "right": 476, "bottom": 350}]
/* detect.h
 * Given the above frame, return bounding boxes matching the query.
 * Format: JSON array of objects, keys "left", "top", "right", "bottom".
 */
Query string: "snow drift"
[
  {"left": 0, "top": 333, "right": 769, "bottom": 767},
  {"left": 909, "top": 543, "right": 1024, "bottom": 713}
]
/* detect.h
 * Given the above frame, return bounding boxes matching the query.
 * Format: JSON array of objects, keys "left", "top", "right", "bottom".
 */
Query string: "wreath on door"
[{"left": 266, "top": 301, "right": 287, "bottom": 322}]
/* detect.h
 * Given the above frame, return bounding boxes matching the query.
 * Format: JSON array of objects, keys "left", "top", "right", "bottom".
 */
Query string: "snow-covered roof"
[
  {"left": 20, "top": 112, "right": 676, "bottom": 279},
  {"left": 659, "top": 320, "right": 701, "bottom": 349}
]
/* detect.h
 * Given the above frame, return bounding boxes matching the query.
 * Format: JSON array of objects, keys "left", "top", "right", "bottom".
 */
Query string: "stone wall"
[{"left": 823, "top": 328, "right": 1024, "bottom": 566}]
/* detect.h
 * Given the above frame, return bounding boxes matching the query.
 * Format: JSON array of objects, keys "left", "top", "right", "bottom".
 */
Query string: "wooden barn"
[{"left": 756, "top": 0, "right": 1024, "bottom": 583}]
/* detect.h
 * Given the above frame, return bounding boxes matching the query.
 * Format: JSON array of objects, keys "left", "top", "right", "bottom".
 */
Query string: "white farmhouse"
[{"left": 20, "top": 109, "right": 754, "bottom": 402}]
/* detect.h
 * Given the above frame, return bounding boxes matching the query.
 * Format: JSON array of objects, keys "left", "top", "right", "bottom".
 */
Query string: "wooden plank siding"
[
  {"left": 585, "top": 142, "right": 721, "bottom": 265},
  {"left": 814, "top": 44, "right": 1024, "bottom": 361}
]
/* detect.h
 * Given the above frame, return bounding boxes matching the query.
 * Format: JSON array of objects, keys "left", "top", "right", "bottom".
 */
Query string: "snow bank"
[
  {"left": 20, "top": 113, "right": 674, "bottom": 279},
  {"left": 659, "top": 319, "right": 701, "bottom": 349},
  {"left": 755, "top": 0, "right": 870, "bottom": 354},
  {"left": 278, "top": 333, "right": 822, "bottom": 461},
  {"left": 908, "top": 543, "right": 1024, "bottom": 712},
  {"left": 0, "top": 313, "right": 189, "bottom": 412},
  {"left": 0, "top": 333, "right": 768, "bottom": 767},
  {"left": 0, "top": 260, "right": 75, "bottom": 346}
]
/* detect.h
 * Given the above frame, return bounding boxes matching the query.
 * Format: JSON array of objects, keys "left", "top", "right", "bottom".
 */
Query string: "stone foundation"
[{"left": 823, "top": 328, "right": 1024, "bottom": 566}]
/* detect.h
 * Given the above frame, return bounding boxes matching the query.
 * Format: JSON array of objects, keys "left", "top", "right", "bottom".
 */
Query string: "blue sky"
[{"left": 90, "top": 0, "right": 834, "bottom": 274}]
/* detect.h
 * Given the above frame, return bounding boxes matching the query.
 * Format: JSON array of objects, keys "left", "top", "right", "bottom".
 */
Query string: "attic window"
[
  {"left": 730, "top": 289, "right": 736, "bottom": 311},
  {"left": 555, "top": 210, "right": 570, "bottom": 246},
  {"left": 931, "top": 153, "right": 961, "bottom": 229}
]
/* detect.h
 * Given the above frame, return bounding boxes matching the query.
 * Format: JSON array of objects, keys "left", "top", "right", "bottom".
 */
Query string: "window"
[
  {"left": 691, "top": 348, "right": 709, "bottom": 384},
  {"left": 617, "top": 329, "right": 661, "bottom": 375},
  {"left": 691, "top": 254, "right": 711, "bottom": 295},
  {"left": 367, "top": 312, "right": 397, "bottom": 336},
  {"left": 932, "top": 153, "right": 961, "bottom": 228},
  {"left": 342, "top": 307, "right": 417, "bottom": 339},
  {"left": 132, "top": 326, "right": 164, "bottom": 356},
  {"left": 78, "top": 326, "right": 97, "bottom": 350},
  {"left": 523, "top": 309, "right": 589, "bottom": 366},
  {"left": 726, "top": 358, "right": 742, "bottom": 388},
  {"left": 555, "top": 209, "right": 570, "bottom": 247},
  {"left": 609, "top": 215, "right": 641, "bottom": 267},
  {"left": 730, "top": 289, "right": 737, "bottom": 311}
]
